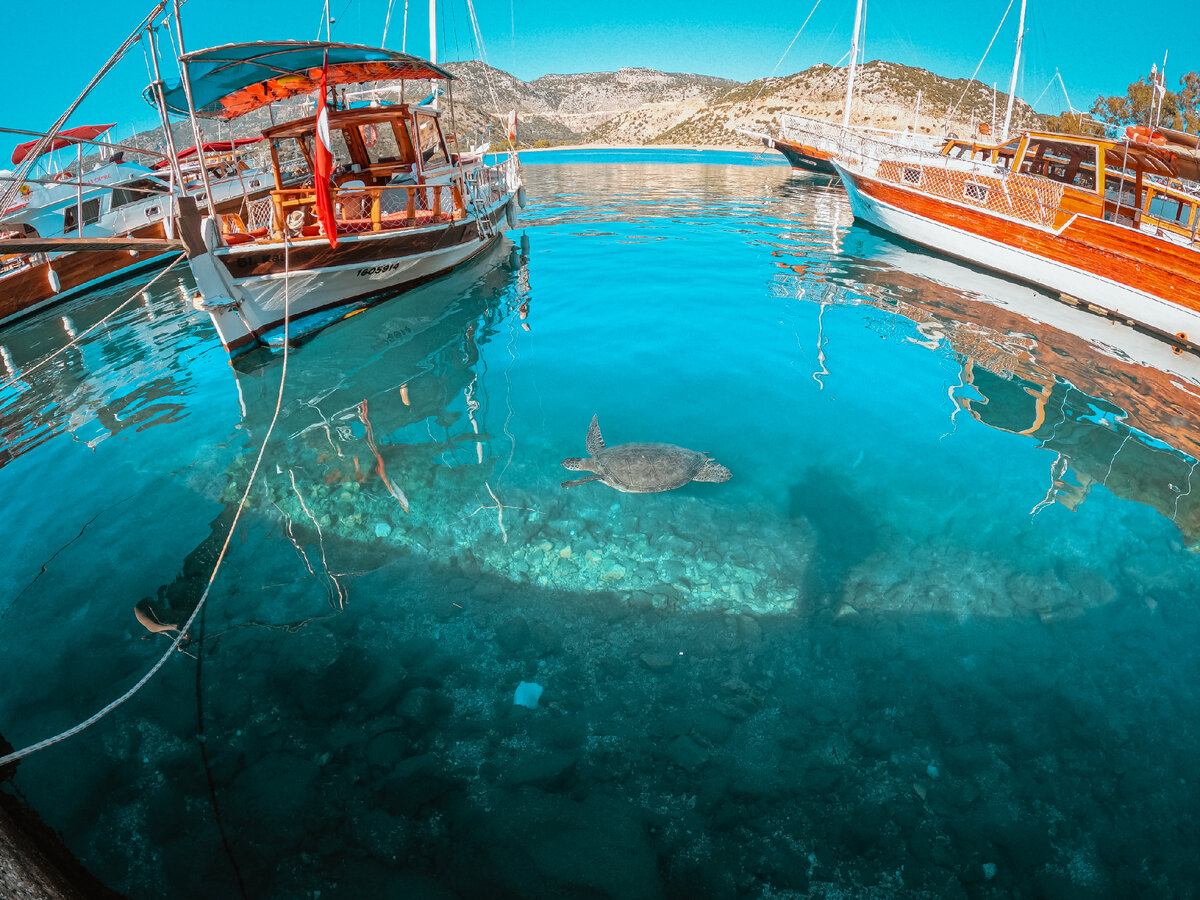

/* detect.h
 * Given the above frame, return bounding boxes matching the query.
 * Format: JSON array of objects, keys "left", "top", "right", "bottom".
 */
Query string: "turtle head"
[{"left": 561, "top": 456, "right": 596, "bottom": 472}]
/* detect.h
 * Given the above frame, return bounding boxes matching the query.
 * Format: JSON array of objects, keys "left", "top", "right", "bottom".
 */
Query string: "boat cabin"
[
  {"left": 938, "top": 130, "right": 1200, "bottom": 241},
  {"left": 246, "top": 104, "right": 471, "bottom": 241}
]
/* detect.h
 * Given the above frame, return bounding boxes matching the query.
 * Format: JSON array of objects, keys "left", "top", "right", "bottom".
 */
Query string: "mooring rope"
[
  {"left": 0, "top": 252, "right": 189, "bottom": 395},
  {"left": 0, "top": 239, "right": 294, "bottom": 771}
]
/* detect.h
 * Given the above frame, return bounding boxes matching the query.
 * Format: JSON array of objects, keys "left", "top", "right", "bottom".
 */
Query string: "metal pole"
[
  {"left": 844, "top": 0, "right": 864, "bottom": 132},
  {"left": 429, "top": 0, "right": 437, "bottom": 64},
  {"left": 841, "top": 0, "right": 863, "bottom": 132},
  {"left": 171, "top": 0, "right": 219, "bottom": 220},
  {"left": 1002, "top": 0, "right": 1026, "bottom": 140},
  {"left": 75, "top": 143, "right": 84, "bottom": 236}
]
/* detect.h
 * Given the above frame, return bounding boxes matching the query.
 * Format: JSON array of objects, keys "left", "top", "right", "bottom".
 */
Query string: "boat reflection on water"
[
  {"left": 0, "top": 272, "right": 210, "bottom": 468},
  {"left": 773, "top": 233, "right": 1200, "bottom": 547},
  {"left": 140, "top": 235, "right": 533, "bottom": 632}
]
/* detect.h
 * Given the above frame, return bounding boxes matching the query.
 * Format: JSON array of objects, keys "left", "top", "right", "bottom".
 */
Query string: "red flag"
[{"left": 313, "top": 53, "right": 338, "bottom": 248}]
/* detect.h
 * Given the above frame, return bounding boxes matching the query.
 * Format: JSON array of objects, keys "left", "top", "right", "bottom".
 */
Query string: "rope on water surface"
[
  {"left": 0, "top": 252, "right": 189, "bottom": 396},
  {"left": 0, "top": 242, "right": 295, "bottom": 771}
]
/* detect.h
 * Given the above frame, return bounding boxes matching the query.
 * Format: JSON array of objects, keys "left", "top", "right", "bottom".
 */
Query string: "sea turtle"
[{"left": 561, "top": 415, "right": 732, "bottom": 493}]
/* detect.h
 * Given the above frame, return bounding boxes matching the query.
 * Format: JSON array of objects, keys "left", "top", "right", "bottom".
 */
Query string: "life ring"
[
  {"left": 361, "top": 124, "right": 378, "bottom": 148},
  {"left": 978, "top": 122, "right": 991, "bottom": 136},
  {"left": 1126, "top": 125, "right": 1167, "bottom": 147}
]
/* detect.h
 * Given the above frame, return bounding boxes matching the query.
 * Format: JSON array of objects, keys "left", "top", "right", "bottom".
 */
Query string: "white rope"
[
  {"left": 0, "top": 253, "right": 188, "bottom": 395},
  {"left": 464, "top": 0, "right": 513, "bottom": 150},
  {"left": 749, "top": 0, "right": 826, "bottom": 106},
  {"left": 947, "top": 0, "right": 1016, "bottom": 124},
  {"left": 0, "top": 241, "right": 294, "bottom": 770}
]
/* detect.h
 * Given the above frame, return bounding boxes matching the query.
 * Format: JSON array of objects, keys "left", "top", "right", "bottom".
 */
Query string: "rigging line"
[
  {"left": 382, "top": 0, "right": 396, "bottom": 45},
  {"left": 1030, "top": 72, "right": 1058, "bottom": 110},
  {"left": 1172, "top": 458, "right": 1198, "bottom": 522},
  {"left": 947, "top": 0, "right": 1016, "bottom": 124},
  {"left": 1056, "top": 70, "right": 1076, "bottom": 115},
  {"left": 0, "top": 239, "right": 295, "bottom": 772},
  {"left": 0, "top": 253, "right": 189, "bottom": 395},
  {"left": 464, "top": 0, "right": 510, "bottom": 147},
  {"left": 749, "top": 0, "right": 826, "bottom": 106},
  {"left": 193, "top": 565, "right": 249, "bottom": 900}
]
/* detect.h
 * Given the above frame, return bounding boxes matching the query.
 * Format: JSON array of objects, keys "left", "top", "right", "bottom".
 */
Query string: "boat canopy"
[
  {"left": 150, "top": 137, "right": 264, "bottom": 169},
  {"left": 11, "top": 123, "right": 116, "bottom": 165},
  {"left": 149, "top": 41, "right": 454, "bottom": 121}
]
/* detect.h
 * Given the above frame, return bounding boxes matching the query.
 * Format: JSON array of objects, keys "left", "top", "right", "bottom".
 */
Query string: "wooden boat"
[
  {"left": 161, "top": 41, "right": 525, "bottom": 357},
  {"left": 0, "top": 131, "right": 274, "bottom": 326},
  {"left": 831, "top": 127, "right": 1200, "bottom": 347}
]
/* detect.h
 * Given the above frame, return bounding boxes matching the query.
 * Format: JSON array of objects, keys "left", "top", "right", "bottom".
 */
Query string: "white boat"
[
  {"left": 157, "top": 41, "right": 524, "bottom": 356},
  {"left": 0, "top": 128, "right": 275, "bottom": 325}
]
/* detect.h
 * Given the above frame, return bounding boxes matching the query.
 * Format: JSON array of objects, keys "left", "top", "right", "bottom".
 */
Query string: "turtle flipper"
[
  {"left": 585, "top": 415, "right": 606, "bottom": 455},
  {"left": 561, "top": 474, "right": 602, "bottom": 488},
  {"left": 693, "top": 461, "right": 732, "bottom": 483}
]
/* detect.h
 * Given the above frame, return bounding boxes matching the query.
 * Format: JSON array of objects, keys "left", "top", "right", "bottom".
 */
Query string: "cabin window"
[
  {"left": 902, "top": 167, "right": 922, "bottom": 186},
  {"left": 63, "top": 197, "right": 102, "bottom": 231},
  {"left": 1019, "top": 139, "right": 1098, "bottom": 191},
  {"left": 1146, "top": 191, "right": 1193, "bottom": 227},
  {"left": 111, "top": 179, "right": 167, "bottom": 208},
  {"left": 300, "top": 128, "right": 352, "bottom": 173},
  {"left": 964, "top": 182, "right": 989, "bottom": 203},
  {"left": 361, "top": 120, "right": 405, "bottom": 167},
  {"left": 414, "top": 113, "right": 450, "bottom": 168}
]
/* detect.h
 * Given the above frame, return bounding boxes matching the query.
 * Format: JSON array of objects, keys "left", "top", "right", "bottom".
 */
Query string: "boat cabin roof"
[
  {"left": 1016, "top": 130, "right": 1200, "bottom": 183},
  {"left": 262, "top": 104, "right": 438, "bottom": 141},
  {"left": 152, "top": 41, "right": 454, "bottom": 121}
]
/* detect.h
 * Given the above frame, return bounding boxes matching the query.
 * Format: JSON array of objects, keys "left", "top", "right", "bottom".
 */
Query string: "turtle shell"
[{"left": 594, "top": 442, "right": 707, "bottom": 493}]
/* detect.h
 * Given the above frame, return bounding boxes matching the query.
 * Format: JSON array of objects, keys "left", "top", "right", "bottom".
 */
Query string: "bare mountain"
[
  {"left": 117, "top": 58, "right": 1045, "bottom": 160},
  {"left": 437, "top": 58, "right": 1043, "bottom": 148}
]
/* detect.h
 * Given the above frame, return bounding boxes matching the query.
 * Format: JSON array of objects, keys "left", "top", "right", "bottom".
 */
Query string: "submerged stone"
[{"left": 513, "top": 680, "right": 544, "bottom": 708}]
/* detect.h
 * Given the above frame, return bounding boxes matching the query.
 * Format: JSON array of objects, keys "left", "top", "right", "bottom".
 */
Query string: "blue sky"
[{"left": 4, "top": 0, "right": 1199, "bottom": 164}]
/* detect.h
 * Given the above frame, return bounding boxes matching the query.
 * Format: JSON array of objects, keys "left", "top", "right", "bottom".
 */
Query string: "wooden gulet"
[
  {"left": 831, "top": 129, "right": 1200, "bottom": 348},
  {"left": 161, "top": 41, "right": 525, "bottom": 356}
]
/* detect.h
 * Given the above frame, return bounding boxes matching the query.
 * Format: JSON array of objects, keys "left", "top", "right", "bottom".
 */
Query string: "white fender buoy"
[
  {"left": 517, "top": 186, "right": 527, "bottom": 208},
  {"left": 47, "top": 268, "right": 60, "bottom": 294},
  {"left": 201, "top": 216, "right": 222, "bottom": 252},
  {"left": 505, "top": 198, "right": 518, "bottom": 229}
]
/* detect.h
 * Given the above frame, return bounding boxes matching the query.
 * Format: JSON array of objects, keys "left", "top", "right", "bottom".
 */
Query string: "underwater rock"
[
  {"left": 513, "top": 681, "right": 544, "bottom": 708},
  {"left": 661, "top": 734, "right": 709, "bottom": 771},
  {"left": 639, "top": 650, "right": 677, "bottom": 673},
  {"left": 375, "top": 522, "right": 392, "bottom": 538}
]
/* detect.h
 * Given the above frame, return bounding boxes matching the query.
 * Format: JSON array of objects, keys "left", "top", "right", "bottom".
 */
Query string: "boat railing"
[
  {"left": 779, "top": 113, "right": 943, "bottom": 154},
  {"left": 217, "top": 156, "right": 519, "bottom": 246},
  {"left": 220, "top": 177, "right": 468, "bottom": 244},
  {"left": 842, "top": 131, "right": 1066, "bottom": 229},
  {"left": 463, "top": 155, "right": 520, "bottom": 207}
]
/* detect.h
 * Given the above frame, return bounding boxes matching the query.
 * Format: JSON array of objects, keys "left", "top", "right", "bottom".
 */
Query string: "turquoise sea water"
[{"left": 2, "top": 151, "right": 1200, "bottom": 898}]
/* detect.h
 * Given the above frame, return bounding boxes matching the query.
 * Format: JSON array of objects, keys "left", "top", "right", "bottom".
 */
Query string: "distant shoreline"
[{"left": 517, "top": 143, "right": 764, "bottom": 154}]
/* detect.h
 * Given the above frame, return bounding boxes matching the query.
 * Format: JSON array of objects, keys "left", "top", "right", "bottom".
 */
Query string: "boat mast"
[
  {"left": 1001, "top": 0, "right": 1026, "bottom": 140},
  {"left": 429, "top": 0, "right": 437, "bottom": 63},
  {"left": 841, "top": 0, "right": 863, "bottom": 131}
]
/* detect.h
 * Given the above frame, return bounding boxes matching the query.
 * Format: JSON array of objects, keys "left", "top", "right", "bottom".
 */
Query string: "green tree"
[{"left": 1090, "top": 70, "right": 1199, "bottom": 131}]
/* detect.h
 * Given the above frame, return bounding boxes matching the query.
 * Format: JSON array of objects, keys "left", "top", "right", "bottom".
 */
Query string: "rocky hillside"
[
  {"left": 437, "top": 61, "right": 738, "bottom": 145},
  {"left": 438, "top": 58, "right": 1043, "bottom": 148}
]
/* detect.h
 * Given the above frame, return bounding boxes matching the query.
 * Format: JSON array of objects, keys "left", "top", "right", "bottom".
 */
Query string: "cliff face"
[{"left": 440, "top": 58, "right": 1044, "bottom": 147}]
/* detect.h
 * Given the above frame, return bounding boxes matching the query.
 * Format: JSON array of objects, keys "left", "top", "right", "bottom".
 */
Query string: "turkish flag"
[{"left": 313, "top": 52, "right": 338, "bottom": 248}]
